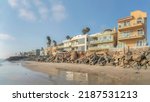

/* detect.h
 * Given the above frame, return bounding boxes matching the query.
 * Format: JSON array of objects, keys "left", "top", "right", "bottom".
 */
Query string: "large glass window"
[
  {"left": 137, "top": 17, "right": 143, "bottom": 24},
  {"left": 122, "top": 31, "right": 130, "bottom": 38},
  {"left": 118, "top": 23, "right": 122, "bottom": 28},
  {"left": 103, "top": 36, "right": 107, "bottom": 40},
  {"left": 78, "top": 46, "right": 85, "bottom": 51},
  {"left": 124, "top": 21, "right": 130, "bottom": 26},
  {"left": 78, "top": 38, "right": 85, "bottom": 44},
  {"left": 118, "top": 42, "right": 125, "bottom": 48},
  {"left": 137, "top": 29, "right": 144, "bottom": 35},
  {"left": 137, "top": 40, "right": 144, "bottom": 46},
  {"left": 98, "top": 37, "right": 102, "bottom": 41},
  {"left": 109, "top": 35, "right": 113, "bottom": 40}
]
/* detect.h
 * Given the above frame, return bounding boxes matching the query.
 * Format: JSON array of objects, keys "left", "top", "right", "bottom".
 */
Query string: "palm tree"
[
  {"left": 82, "top": 27, "right": 90, "bottom": 35},
  {"left": 66, "top": 35, "right": 71, "bottom": 40},
  {"left": 46, "top": 36, "right": 51, "bottom": 47},
  {"left": 53, "top": 40, "right": 57, "bottom": 46}
]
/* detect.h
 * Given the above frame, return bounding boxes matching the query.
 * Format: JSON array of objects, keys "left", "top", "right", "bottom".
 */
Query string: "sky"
[{"left": 0, "top": 0, "right": 150, "bottom": 58}]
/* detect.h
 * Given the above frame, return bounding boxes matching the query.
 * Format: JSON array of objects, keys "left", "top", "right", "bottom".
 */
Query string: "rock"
[
  {"left": 71, "top": 51, "right": 78, "bottom": 60},
  {"left": 31, "top": 46, "right": 150, "bottom": 70},
  {"left": 140, "top": 59, "right": 148, "bottom": 66},
  {"left": 146, "top": 53, "right": 150, "bottom": 60}
]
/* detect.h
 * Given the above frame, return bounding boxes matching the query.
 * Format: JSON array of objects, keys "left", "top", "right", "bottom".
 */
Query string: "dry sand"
[{"left": 23, "top": 61, "right": 150, "bottom": 85}]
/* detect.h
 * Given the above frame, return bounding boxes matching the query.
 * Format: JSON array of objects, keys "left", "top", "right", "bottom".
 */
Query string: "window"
[
  {"left": 137, "top": 40, "right": 143, "bottom": 46},
  {"left": 127, "top": 21, "right": 130, "bottom": 26},
  {"left": 98, "top": 37, "right": 101, "bottom": 41},
  {"left": 118, "top": 24, "right": 122, "bottom": 28},
  {"left": 78, "top": 46, "right": 85, "bottom": 51},
  {"left": 138, "top": 29, "right": 144, "bottom": 35},
  {"left": 78, "top": 38, "right": 85, "bottom": 44},
  {"left": 120, "top": 43, "right": 126, "bottom": 48},
  {"left": 87, "top": 38, "right": 88, "bottom": 42},
  {"left": 124, "top": 22, "right": 127, "bottom": 26},
  {"left": 137, "top": 17, "right": 143, "bottom": 24},
  {"left": 122, "top": 31, "right": 130, "bottom": 38},
  {"left": 124, "top": 21, "right": 130, "bottom": 26},
  {"left": 119, "top": 25, "right": 121, "bottom": 28},
  {"left": 109, "top": 36, "right": 113, "bottom": 40},
  {"left": 103, "top": 36, "right": 107, "bottom": 40}
]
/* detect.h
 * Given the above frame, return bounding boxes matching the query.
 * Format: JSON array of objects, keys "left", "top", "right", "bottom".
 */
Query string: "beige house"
[
  {"left": 60, "top": 34, "right": 88, "bottom": 52},
  {"left": 88, "top": 28, "right": 117, "bottom": 51}
]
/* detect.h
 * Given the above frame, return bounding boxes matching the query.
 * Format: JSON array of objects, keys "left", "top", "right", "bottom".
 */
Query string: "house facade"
[
  {"left": 60, "top": 34, "right": 88, "bottom": 52},
  {"left": 55, "top": 29, "right": 117, "bottom": 52},
  {"left": 88, "top": 28, "right": 117, "bottom": 51},
  {"left": 117, "top": 10, "right": 147, "bottom": 48}
]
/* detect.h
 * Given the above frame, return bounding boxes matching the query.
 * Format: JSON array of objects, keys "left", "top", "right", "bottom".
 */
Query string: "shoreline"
[
  {"left": 22, "top": 61, "right": 150, "bottom": 85},
  {"left": 22, "top": 61, "right": 135, "bottom": 74}
]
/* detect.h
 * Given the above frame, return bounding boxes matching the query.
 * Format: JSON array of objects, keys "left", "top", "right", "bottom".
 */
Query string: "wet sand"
[
  {"left": 23, "top": 61, "right": 150, "bottom": 85},
  {"left": 0, "top": 61, "right": 53, "bottom": 85}
]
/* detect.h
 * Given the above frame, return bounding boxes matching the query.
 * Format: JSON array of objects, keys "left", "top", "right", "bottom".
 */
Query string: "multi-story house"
[
  {"left": 62, "top": 34, "right": 88, "bottom": 52},
  {"left": 88, "top": 28, "right": 117, "bottom": 51},
  {"left": 56, "top": 29, "right": 117, "bottom": 52},
  {"left": 117, "top": 10, "right": 147, "bottom": 48}
]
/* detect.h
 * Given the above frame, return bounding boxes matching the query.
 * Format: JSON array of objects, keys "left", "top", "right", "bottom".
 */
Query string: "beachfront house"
[
  {"left": 117, "top": 10, "right": 148, "bottom": 48},
  {"left": 88, "top": 28, "right": 117, "bottom": 51},
  {"left": 60, "top": 34, "right": 88, "bottom": 52}
]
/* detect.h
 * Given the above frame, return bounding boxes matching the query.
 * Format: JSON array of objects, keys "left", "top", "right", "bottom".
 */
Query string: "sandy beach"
[{"left": 22, "top": 61, "right": 150, "bottom": 85}]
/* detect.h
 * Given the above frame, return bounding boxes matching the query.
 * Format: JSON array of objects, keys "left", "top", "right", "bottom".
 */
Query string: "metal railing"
[
  {"left": 90, "top": 39, "right": 113, "bottom": 44},
  {"left": 118, "top": 22, "right": 144, "bottom": 29}
]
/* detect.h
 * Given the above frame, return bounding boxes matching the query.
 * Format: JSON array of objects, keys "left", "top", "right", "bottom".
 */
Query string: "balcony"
[
  {"left": 63, "top": 45, "right": 71, "bottom": 48},
  {"left": 118, "top": 34, "right": 145, "bottom": 41},
  {"left": 71, "top": 44, "right": 78, "bottom": 48},
  {"left": 118, "top": 16, "right": 133, "bottom": 23},
  {"left": 57, "top": 45, "right": 64, "bottom": 49},
  {"left": 118, "top": 23, "right": 144, "bottom": 31},
  {"left": 90, "top": 39, "right": 113, "bottom": 45}
]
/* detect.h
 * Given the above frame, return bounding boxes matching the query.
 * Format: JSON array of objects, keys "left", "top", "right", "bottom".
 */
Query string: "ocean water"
[
  {"left": 0, "top": 61, "right": 104, "bottom": 85},
  {"left": 0, "top": 61, "right": 54, "bottom": 85},
  {"left": 0, "top": 61, "right": 120, "bottom": 85},
  {"left": 1, "top": 61, "right": 138, "bottom": 85}
]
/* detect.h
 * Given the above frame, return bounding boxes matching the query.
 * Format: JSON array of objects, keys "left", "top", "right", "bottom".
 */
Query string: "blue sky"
[{"left": 0, "top": 0, "right": 150, "bottom": 58}]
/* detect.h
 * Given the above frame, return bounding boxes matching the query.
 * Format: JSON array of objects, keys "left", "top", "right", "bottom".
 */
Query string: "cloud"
[
  {"left": 8, "top": 0, "right": 30, "bottom": 8},
  {"left": 8, "top": 0, "right": 67, "bottom": 22},
  {"left": 34, "top": 0, "right": 43, "bottom": 7},
  {"left": 19, "top": 8, "right": 36, "bottom": 21},
  {"left": 0, "top": 33, "right": 15, "bottom": 41},
  {"left": 33, "top": 0, "right": 49, "bottom": 20},
  {"left": 51, "top": 2, "right": 67, "bottom": 22},
  {"left": 8, "top": 0, "right": 36, "bottom": 21},
  {"left": 8, "top": 0, "right": 19, "bottom": 8},
  {"left": 39, "top": 7, "right": 49, "bottom": 20}
]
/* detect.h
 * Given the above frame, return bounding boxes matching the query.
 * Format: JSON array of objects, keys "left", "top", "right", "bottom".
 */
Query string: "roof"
[
  {"left": 103, "top": 29, "right": 113, "bottom": 33},
  {"left": 118, "top": 16, "right": 133, "bottom": 23}
]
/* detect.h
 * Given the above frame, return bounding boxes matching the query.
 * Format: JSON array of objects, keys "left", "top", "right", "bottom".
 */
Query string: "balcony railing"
[
  {"left": 118, "top": 22, "right": 144, "bottom": 31},
  {"left": 90, "top": 39, "right": 113, "bottom": 44},
  {"left": 57, "top": 45, "right": 65, "bottom": 49},
  {"left": 63, "top": 45, "right": 71, "bottom": 48},
  {"left": 118, "top": 34, "right": 145, "bottom": 40}
]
